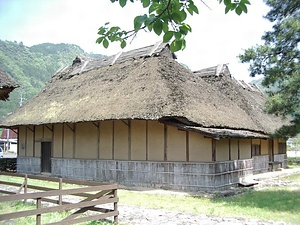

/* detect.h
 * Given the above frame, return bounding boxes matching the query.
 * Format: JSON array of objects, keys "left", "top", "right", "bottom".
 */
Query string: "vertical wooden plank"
[
  {"left": 212, "top": 139, "right": 216, "bottom": 162},
  {"left": 228, "top": 139, "right": 231, "bottom": 161},
  {"left": 186, "top": 131, "right": 189, "bottom": 162},
  {"left": 24, "top": 174, "right": 28, "bottom": 203},
  {"left": 238, "top": 139, "right": 240, "bottom": 160},
  {"left": 33, "top": 126, "right": 36, "bottom": 157},
  {"left": 42, "top": 125, "right": 45, "bottom": 139},
  {"left": 164, "top": 124, "right": 167, "bottom": 161},
  {"left": 250, "top": 139, "right": 253, "bottom": 158},
  {"left": 25, "top": 126, "right": 28, "bottom": 156},
  {"left": 128, "top": 120, "right": 131, "bottom": 160},
  {"left": 72, "top": 124, "right": 76, "bottom": 159},
  {"left": 146, "top": 120, "right": 148, "bottom": 161},
  {"left": 97, "top": 122, "right": 100, "bottom": 159},
  {"left": 36, "top": 198, "right": 42, "bottom": 225},
  {"left": 62, "top": 124, "right": 65, "bottom": 158},
  {"left": 112, "top": 121, "right": 115, "bottom": 160},
  {"left": 59, "top": 178, "right": 62, "bottom": 205},
  {"left": 113, "top": 189, "right": 118, "bottom": 223}
]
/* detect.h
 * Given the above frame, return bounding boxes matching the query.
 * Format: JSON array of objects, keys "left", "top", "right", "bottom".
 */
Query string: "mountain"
[{"left": 0, "top": 40, "right": 104, "bottom": 119}]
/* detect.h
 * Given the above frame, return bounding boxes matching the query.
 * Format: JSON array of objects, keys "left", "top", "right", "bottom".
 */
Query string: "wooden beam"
[
  {"left": 238, "top": 139, "right": 240, "bottom": 160},
  {"left": 112, "top": 121, "right": 115, "bottom": 160},
  {"left": 228, "top": 139, "right": 231, "bottom": 161},
  {"left": 33, "top": 126, "right": 36, "bottom": 157},
  {"left": 146, "top": 121, "right": 148, "bottom": 161},
  {"left": 164, "top": 124, "right": 167, "bottom": 161},
  {"left": 128, "top": 120, "right": 131, "bottom": 160},
  {"left": 62, "top": 124, "right": 65, "bottom": 158},
  {"left": 97, "top": 122, "right": 100, "bottom": 159},
  {"left": 212, "top": 139, "right": 216, "bottom": 162},
  {"left": 73, "top": 124, "right": 76, "bottom": 159},
  {"left": 186, "top": 131, "right": 189, "bottom": 162},
  {"left": 45, "top": 124, "right": 53, "bottom": 132},
  {"left": 65, "top": 123, "right": 75, "bottom": 132},
  {"left": 26, "top": 125, "right": 34, "bottom": 133},
  {"left": 121, "top": 120, "right": 129, "bottom": 126}
]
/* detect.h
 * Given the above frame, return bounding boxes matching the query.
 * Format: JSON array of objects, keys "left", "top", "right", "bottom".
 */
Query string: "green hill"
[{"left": 0, "top": 40, "right": 104, "bottom": 119}]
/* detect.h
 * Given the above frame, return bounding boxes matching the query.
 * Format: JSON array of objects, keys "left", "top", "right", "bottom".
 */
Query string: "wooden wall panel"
[
  {"left": 99, "top": 121, "right": 113, "bottom": 159},
  {"left": 189, "top": 132, "right": 212, "bottom": 162},
  {"left": 147, "top": 121, "right": 164, "bottom": 161},
  {"left": 63, "top": 124, "right": 74, "bottom": 158},
  {"left": 230, "top": 139, "right": 239, "bottom": 160},
  {"left": 216, "top": 138, "right": 229, "bottom": 161},
  {"left": 239, "top": 139, "right": 251, "bottom": 159},
  {"left": 261, "top": 139, "right": 269, "bottom": 155},
  {"left": 167, "top": 126, "right": 186, "bottom": 161},
  {"left": 75, "top": 122, "right": 98, "bottom": 159},
  {"left": 53, "top": 124, "right": 63, "bottom": 158},
  {"left": 131, "top": 120, "right": 146, "bottom": 160},
  {"left": 114, "top": 120, "right": 129, "bottom": 160}
]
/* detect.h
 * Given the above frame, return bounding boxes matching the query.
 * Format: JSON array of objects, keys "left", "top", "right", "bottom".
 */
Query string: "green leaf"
[
  {"left": 109, "top": 26, "right": 120, "bottom": 33},
  {"left": 142, "top": 0, "right": 150, "bottom": 8},
  {"left": 174, "top": 32, "right": 182, "bottom": 39},
  {"left": 225, "top": 5, "right": 231, "bottom": 14},
  {"left": 121, "top": 40, "right": 127, "bottom": 49},
  {"left": 103, "top": 39, "right": 109, "bottom": 48},
  {"left": 149, "top": 2, "right": 159, "bottom": 13},
  {"left": 163, "top": 31, "right": 173, "bottom": 43},
  {"left": 98, "top": 27, "right": 106, "bottom": 35},
  {"left": 189, "top": 3, "right": 199, "bottom": 14},
  {"left": 235, "top": 6, "right": 242, "bottom": 15},
  {"left": 170, "top": 39, "right": 185, "bottom": 52},
  {"left": 153, "top": 20, "right": 163, "bottom": 36},
  {"left": 239, "top": 3, "right": 248, "bottom": 13},
  {"left": 96, "top": 36, "right": 104, "bottom": 44},
  {"left": 119, "top": 0, "right": 127, "bottom": 7},
  {"left": 134, "top": 15, "right": 146, "bottom": 31}
]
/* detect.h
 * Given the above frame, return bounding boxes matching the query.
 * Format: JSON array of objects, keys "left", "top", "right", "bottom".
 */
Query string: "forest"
[{"left": 0, "top": 40, "right": 104, "bottom": 119}]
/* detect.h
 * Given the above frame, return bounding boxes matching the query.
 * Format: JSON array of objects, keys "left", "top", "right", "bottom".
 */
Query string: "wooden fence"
[{"left": 0, "top": 172, "right": 118, "bottom": 224}]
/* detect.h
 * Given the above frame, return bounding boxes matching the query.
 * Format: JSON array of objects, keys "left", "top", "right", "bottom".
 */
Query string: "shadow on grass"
[{"left": 211, "top": 188, "right": 300, "bottom": 213}]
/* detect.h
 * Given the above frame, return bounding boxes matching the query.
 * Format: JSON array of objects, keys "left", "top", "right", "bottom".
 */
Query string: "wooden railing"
[{"left": 0, "top": 172, "right": 118, "bottom": 225}]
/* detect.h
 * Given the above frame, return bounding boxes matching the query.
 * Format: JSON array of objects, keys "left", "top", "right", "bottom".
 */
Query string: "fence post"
[
  {"left": 113, "top": 189, "right": 118, "bottom": 223},
  {"left": 24, "top": 174, "right": 28, "bottom": 203},
  {"left": 59, "top": 178, "right": 62, "bottom": 205},
  {"left": 36, "top": 198, "right": 41, "bottom": 225}
]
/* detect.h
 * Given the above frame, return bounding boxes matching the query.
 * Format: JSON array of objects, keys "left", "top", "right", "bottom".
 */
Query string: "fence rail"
[{"left": 0, "top": 172, "right": 118, "bottom": 225}]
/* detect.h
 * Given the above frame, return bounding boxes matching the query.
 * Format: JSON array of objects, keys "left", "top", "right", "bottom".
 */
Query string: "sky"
[{"left": 0, "top": 0, "right": 272, "bottom": 82}]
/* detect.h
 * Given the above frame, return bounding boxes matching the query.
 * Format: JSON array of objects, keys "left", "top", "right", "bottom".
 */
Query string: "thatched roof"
[
  {"left": 0, "top": 42, "right": 284, "bottom": 138},
  {"left": 0, "top": 70, "right": 18, "bottom": 101}
]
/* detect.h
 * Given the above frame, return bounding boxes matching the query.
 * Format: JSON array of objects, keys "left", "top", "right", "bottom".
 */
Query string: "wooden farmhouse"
[
  {"left": 0, "top": 70, "right": 18, "bottom": 101},
  {"left": 0, "top": 42, "right": 287, "bottom": 191}
]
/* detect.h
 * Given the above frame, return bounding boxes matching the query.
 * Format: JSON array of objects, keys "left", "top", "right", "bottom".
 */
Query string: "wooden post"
[
  {"left": 36, "top": 198, "right": 42, "bottom": 225},
  {"left": 59, "top": 178, "right": 63, "bottom": 205},
  {"left": 113, "top": 189, "right": 118, "bottom": 223},
  {"left": 24, "top": 174, "right": 28, "bottom": 203}
]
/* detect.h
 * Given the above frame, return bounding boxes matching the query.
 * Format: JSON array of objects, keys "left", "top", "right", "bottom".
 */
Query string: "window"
[
  {"left": 251, "top": 144, "right": 261, "bottom": 156},
  {"left": 278, "top": 143, "right": 286, "bottom": 154}
]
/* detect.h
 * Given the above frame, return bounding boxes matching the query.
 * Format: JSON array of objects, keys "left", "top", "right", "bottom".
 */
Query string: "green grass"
[{"left": 118, "top": 185, "right": 300, "bottom": 224}]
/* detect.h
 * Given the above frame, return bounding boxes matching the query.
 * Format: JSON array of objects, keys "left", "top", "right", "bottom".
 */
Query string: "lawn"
[{"left": 1, "top": 171, "right": 300, "bottom": 224}]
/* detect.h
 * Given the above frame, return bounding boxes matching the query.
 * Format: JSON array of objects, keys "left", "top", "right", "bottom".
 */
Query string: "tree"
[
  {"left": 96, "top": 0, "right": 250, "bottom": 52},
  {"left": 239, "top": 0, "right": 300, "bottom": 137}
]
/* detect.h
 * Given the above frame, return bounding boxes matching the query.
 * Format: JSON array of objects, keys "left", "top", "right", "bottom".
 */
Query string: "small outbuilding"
[
  {"left": 0, "top": 42, "right": 287, "bottom": 191},
  {"left": 0, "top": 70, "right": 18, "bottom": 101}
]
